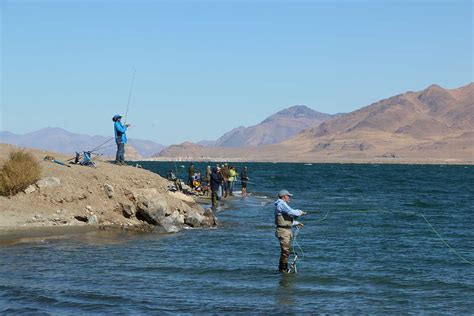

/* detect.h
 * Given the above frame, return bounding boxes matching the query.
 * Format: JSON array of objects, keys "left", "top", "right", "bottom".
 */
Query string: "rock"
[
  {"left": 121, "top": 203, "right": 136, "bottom": 218},
  {"left": 104, "top": 184, "right": 114, "bottom": 198},
  {"left": 32, "top": 214, "right": 44, "bottom": 222},
  {"left": 184, "top": 210, "right": 206, "bottom": 228},
  {"left": 203, "top": 208, "right": 218, "bottom": 226},
  {"left": 136, "top": 198, "right": 172, "bottom": 225},
  {"left": 36, "top": 177, "right": 61, "bottom": 189},
  {"left": 159, "top": 212, "right": 184, "bottom": 233},
  {"left": 24, "top": 185, "right": 36, "bottom": 194},
  {"left": 87, "top": 215, "right": 99, "bottom": 226},
  {"left": 74, "top": 215, "right": 88, "bottom": 222},
  {"left": 180, "top": 184, "right": 197, "bottom": 195},
  {"left": 168, "top": 191, "right": 195, "bottom": 203},
  {"left": 85, "top": 205, "right": 92, "bottom": 211}
]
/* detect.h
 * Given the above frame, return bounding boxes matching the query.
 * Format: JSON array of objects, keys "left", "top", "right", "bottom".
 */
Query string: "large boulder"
[
  {"left": 136, "top": 197, "right": 172, "bottom": 224},
  {"left": 132, "top": 188, "right": 216, "bottom": 233},
  {"left": 159, "top": 211, "right": 185, "bottom": 233},
  {"left": 184, "top": 210, "right": 206, "bottom": 227}
]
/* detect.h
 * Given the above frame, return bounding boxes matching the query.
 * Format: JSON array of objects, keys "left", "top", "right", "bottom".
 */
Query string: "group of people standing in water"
[{"left": 187, "top": 163, "right": 250, "bottom": 208}]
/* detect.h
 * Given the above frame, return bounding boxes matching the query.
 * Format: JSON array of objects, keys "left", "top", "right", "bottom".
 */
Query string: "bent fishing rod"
[{"left": 91, "top": 68, "right": 136, "bottom": 153}]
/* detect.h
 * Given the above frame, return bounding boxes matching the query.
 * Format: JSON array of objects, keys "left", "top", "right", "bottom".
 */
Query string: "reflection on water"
[
  {"left": 277, "top": 273, "right": 296, "bottom": 306},
  {"left": 0, "top": 227, "right": 165, "bottom": 247}
]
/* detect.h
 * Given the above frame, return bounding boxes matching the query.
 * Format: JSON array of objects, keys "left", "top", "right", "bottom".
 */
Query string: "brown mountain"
[
  {"left": 156, "top": 83, "right": 474, "bottom": 162},
  {"left": 204, "top": 105, "right": 335, "bottom": 147},
  {"left": 0, "top": 127, "right": 165, "bottom": 159}
]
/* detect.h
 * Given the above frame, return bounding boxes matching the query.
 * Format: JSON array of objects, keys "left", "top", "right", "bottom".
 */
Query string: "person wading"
[
  {"left": 274, "top": 190, "right": 306, "bottom": 272},
  {"left": 240, "top": 166, "right": 249, "bottom": 196},
  {"left": 187, "top": 163, "right": 195, "bottom": 187},
  {"left": 112, "top": 114, "right": 130, "bottom": 165},
  {"left": 210, "top": 167, "right": 223, "bottom": 208},
  {"left": 221, "top": 164, "right": 230, "bottom": 198},
  {"left": 228, "top": 166, "right": 237, "bottom": 196}
]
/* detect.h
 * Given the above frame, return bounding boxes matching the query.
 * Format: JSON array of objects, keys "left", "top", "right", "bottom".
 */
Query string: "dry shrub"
[{"left": 0, "top": 150, "right": 42, "bottom": 196}]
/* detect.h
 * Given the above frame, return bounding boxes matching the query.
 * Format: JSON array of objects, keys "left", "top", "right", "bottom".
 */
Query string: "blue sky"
[{"left": 1, "top": 0, "right": 472, "bottom": 145}]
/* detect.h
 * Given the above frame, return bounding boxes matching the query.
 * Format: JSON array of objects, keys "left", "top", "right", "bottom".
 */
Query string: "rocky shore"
[{"left": 0, "top": 144, "right": 217, "bottom": 239}]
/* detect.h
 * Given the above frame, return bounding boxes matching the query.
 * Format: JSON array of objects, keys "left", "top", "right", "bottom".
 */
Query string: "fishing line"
[
  {"left": 91, "top": 143, "right": 116, "bottom": 152},
  {"left": 124, "top": 68, "right": 136, "bottom": 124},
  {"left": 234, "top": 179, "right": 258, "bottom": 185},
  {"left": 308, "top": 209, "right": 473, "bottom": 265},
  {"left": 292, "top": 226, "right": 304, "bottom": 259},
  {"left": 420, "top": 214, "right": 474, "bottom": 266},
  {"left": 89, "top": 137, "right": 115, "bottom": 153}
]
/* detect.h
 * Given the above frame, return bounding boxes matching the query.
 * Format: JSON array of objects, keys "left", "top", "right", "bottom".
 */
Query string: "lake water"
[{"left": 1, "top": 163, "right": 473, "bottom": 313}]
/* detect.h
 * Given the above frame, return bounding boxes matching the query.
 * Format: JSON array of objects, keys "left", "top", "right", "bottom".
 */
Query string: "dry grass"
[{"left": 0, "top": 150, "right": 42, "bottom": 196}]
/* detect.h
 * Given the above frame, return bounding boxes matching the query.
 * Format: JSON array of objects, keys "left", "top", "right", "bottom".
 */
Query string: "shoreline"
[
  {"left": 0, "top": 144, "right": 218, "bottom": 245},
  {"left": 131, "top": 157, "right": 474, "bottom": 165}
]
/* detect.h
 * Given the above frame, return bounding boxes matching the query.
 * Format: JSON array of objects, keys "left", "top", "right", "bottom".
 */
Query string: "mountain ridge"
[
  {"left": 0, "top": 127, "right": 165, "bottom": 159},
  {"left": 156, "top": 82, "right": 474, "bottom": 161},
  {"left": 207, "top": 105, "right": 335, "bottom": 147}
]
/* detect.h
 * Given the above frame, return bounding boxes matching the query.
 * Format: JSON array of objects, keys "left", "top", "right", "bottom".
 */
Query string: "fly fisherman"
[
  {"left": 112, "top": 114, "right": 130, "bottom": 165},
  {"left": 275, "top": 190, "right": 306, "bottom": 272}
]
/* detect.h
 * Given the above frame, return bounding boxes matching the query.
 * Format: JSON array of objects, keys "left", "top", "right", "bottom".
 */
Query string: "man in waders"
[
  {"left": 112, "top": 114, "right": 130, "bottom": 165},
  {"left": 210, "top": 167, "right": 223, "bottom": 208},
  {"left": 275, "top": 190, "right": 306, "bottom": 272}
]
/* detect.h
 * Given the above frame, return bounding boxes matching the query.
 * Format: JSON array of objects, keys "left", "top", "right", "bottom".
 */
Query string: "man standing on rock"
[
  {"left": 113, "top": 114, "right": 130, "bottom": 165},
  {"left": 275, "top": 189, "right": 306, "bottom": 272},
  {"left": 210, "top": 167, "right": 223, "bottom": 209}
]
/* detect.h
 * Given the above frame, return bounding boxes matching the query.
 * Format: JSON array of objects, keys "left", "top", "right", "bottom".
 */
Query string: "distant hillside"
[
  {"left": 0, "top": 127, "right": 165, "bottom": 159},
  {"left": 207, "top": 105, "right": 335, "bottom": 147},
  {"left": 156, "top": 83, "right": 474, "bottom": 162},
  {"left": 277, "top": 82, "right": 474, "bottom": 160}
]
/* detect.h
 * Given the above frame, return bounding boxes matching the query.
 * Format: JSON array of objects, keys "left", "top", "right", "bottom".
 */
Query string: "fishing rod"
[
  {"left": 86, "top": 68, "right": 137, "bottom": 155},
  {"left": 124, "top": 68, "right": 136, "bottom": 124},
  {"left": 89, "top": 137, "right": 115, "bottom": 153},
  {"left": 68, "top": 69, "right": 137, "bottom": 162},
  {"left": 234, "top": 179, "right": 257, "bottom": 186},
  {"left": 91, "top": 143, "right": 116, "bottom": 153}
]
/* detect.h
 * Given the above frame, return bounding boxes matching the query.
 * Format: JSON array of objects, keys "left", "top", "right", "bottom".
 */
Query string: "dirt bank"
[{"left": 0, "top": 144, "right": 216, "bottom": 238}]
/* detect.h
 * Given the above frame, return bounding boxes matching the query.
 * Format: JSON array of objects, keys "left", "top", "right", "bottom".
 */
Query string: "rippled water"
[{"left": 1, "top": 163, "right": 473, "bottom": 313}]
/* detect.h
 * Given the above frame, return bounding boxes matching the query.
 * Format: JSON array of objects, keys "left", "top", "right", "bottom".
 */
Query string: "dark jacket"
[
  {"left": 240, "top": 170, "right": 248, "bottom": 181},
  {"left": 188, "top": 165, "right": 195, "bottom": 178},
  {"left": 210, "top": 167, "right": 223, "bottom": 190}
]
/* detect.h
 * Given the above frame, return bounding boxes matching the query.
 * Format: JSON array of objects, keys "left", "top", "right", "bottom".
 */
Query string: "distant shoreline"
[{"left": 130, "top": 157, "right": 474, "bottom": 165}]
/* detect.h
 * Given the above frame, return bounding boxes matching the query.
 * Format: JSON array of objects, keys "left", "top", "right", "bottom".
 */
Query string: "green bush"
[{"left": 0, "top": 150, "right": 42, "bottom": 196}]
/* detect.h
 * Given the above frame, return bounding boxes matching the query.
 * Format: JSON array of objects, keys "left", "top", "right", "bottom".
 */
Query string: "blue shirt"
[
  {"left": 274, "top": 199, "right": 302, "bottom": 226},
  {"left": 114, "top": 121, "right": 127, "bottom": 144}
]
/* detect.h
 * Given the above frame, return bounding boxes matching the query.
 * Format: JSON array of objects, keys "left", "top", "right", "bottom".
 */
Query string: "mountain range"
[
  {"left": 0, "top": 128, "right": 165, "bottom": 159},
  {"left": 157, "top": 83, "right": 474, "bottom": 162},
  {"left": 2, "top": 83, "right": 472, "bottom": 162},
  {"left": 202, "top": 105, "right": 336, "bottom": 147}
]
